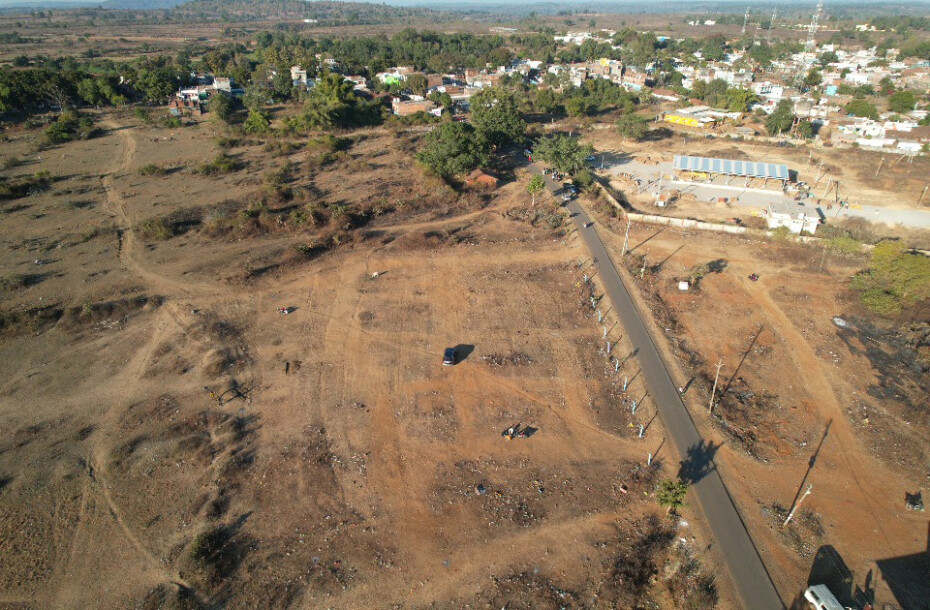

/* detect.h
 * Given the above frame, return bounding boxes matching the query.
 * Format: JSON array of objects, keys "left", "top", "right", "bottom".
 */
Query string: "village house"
[
  {"left": 765, "top": 202, "right": 822, "bottom": 234},
  {"left": 344, "top": 75, "right": 368, "bottom": 89},
  {"left": 290, "top": 66, "right": 308, "bottom": 85},
  {"left": 391, "top": 99, "right": 437, "bottom": 116},
  {"left": 652, "top": 88, "right": 680, "bottom": 102},
  {"left": 168, "top": 98, "right": 202, "bottom": 116},
  {"left": 377, "top": 67, "right": 414, "bottom": 85},
  {"left": 621, "top": 67, "right": 649, "bottom": 91}
]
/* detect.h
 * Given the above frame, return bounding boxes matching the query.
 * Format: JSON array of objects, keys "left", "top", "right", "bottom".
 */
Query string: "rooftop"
[{"left": 674, "top": 155, "right": 790, "bottom": 181}]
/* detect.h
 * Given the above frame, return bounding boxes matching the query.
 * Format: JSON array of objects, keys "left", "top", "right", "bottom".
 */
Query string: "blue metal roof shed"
[{"left": 674, "top": 155, "right": 790, "bottom": 181}]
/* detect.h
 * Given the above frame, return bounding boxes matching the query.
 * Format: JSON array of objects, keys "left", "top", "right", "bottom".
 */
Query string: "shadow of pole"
[
  {"left": 787, "top": 419, "right": 832, "bottom": 516},
  {"left": 721, "top": 324, "right": 765, "bottom": 397},
  {"left": 629, "top": 229, "right": 664, "bottom": 253}
]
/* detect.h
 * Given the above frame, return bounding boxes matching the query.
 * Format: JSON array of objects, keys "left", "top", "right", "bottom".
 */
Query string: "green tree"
[
  {"left": 134, "top": 68, "right": 178, "bottom": 103},
  {"left": 416, "top": 121, "right": 488, "bottom": 179},
  {"left": 208, "top": 93, "right": 235, "bottom": 123},
  {"left": 242, "top": 84, "right": 269, "bottom": 112},
  {"left": 533, "top": 134, "right": 594, "bottom": 175},
  {"left": 243, "top": 108, "right": 271, "bottom": 133},
  {"left": 407, "top": 73, "right": 428, "bottom": 97},
  {"left": 657, "top": 479, "right": 689, "bottom": 515},
  {"left": 878, "top": 76, "right": 895, "bottom": 96},
  {"left": 845, "top": 99, "right": 879, "bottom": 120},
  {"left": 271, "top": 70, "right": 295, "bottom": 102},
  {"left": 427, "top": 90, "right": 453, "bottom": 109},
  {"left": 724, "top": 88, "right": 759, "bottom": 112},
  {"left": 765, "top": 100, "right": 795, "bottom": 135},
  {"left": 889, "top": 90, "right": 917, "bottom": 113},
  {"left": 615, "top": 111, "right": 649, "bottom": 141},
  {"left": 803, "top": 68, "right": 823, "bottom": 88},
  {"left": 469, "top": 87, "right": 526, "bottom": 149},
  {"left": 291, "top": 72, "right": 381, "bottom": 130},
  {"left": 795, "top": 120, "right": 815, "bottom": 139},
  {"left": 526, "top": 173, "right": 546, "bottom": 206},
  {"left": 564, "top": 95, "right": 596, "bottom": 117},
  {"left": 818, "top": 50, "right": 839, "bottom": 66}
]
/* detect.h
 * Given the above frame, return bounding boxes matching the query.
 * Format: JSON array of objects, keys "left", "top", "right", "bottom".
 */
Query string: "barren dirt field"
[
  {"left": 586, "top": 200, "right": 930, "bottom": 609},
  {"left": 1, "top": 117, "right": 733, "bottom": 608}
]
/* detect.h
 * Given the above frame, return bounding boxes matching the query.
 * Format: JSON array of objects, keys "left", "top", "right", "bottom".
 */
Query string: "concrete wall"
[{"left": 594, "top": 182, "right": 749, "bottom": 235}]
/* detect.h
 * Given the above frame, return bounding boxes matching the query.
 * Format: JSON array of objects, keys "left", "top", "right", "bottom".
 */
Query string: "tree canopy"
[
  {"left": 765, "top": 100, "right": 795, "bottom": 136},
  {"left": 533, "top": 134, "right": 593, "bottom": 175},
  {"left": 526, "top": 173, "right": 546, "bottom": 206},
  {"left": 416, "top": 121, "right": 488, "bottom": 179},
  {"left": 469, "top": 87, "right": 526, "bottom": 149},
  {"left": 615, "top": 112, "right": 649, "bottom": 141},
  {"left": 845, "top": 99, "right": 879, "bottom": 120},
  {"left": 889, "top": 90, "right": 917, "bottom": 114},
  {"left": 288, "top": 72, "right": 382, "bottom": 130}
]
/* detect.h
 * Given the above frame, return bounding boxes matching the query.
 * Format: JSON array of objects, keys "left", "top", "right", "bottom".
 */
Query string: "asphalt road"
[{"left": 565, "top": 198, "right": 785, "bottom": 610}]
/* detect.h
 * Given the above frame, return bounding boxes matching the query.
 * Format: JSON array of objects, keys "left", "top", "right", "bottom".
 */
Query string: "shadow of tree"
[{"left": 677, "top": 439, "right": 721, "bottom": 484}]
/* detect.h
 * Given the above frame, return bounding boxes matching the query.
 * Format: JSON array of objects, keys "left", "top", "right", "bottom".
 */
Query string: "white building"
[{"left": 766, "top": 203, "right": 822, "bottom": 234}]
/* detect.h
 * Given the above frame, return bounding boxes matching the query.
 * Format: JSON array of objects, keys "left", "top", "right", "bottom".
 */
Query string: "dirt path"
[
  {"left": 741, "top": 276, "right": 912, "bottom": 555},
  {"left": 100, "top": 122, "right": 226, "bottom": 297}
]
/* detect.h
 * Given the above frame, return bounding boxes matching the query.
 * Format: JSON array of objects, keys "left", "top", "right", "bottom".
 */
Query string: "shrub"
[
  {"left": 215, "top": 136, "right": 240, "bottom": 149},
  {"left": 198, "top": 153, "right": 241, "bottom": 176},
  {"left": 138, "top": 163, "right": 167, "bottom": 176},
  {"left": 0, "top": 171, "right": 52, "bottom": 200},
  {"left": 2, "top": 156, "right": 22, "bottom": 170},
  {"left": 823, "top": 235, "right": 863, "bottom": 255},
  {"left": 134, "top": 107, "right": 152, "bottom": 124},
  {"left": 852, "top": 240, "right": 930, "bottom": 315},
  {"left": 770, "top": 226, "right": 793, "bottom": 241},
  {"left": 160, "top": 115, "right": 182, "bottom": 128},
  {"left": 42, "top": 111, "right": 98, "bottom": 144},
  {"left": 136, "top": 217, "right": 174, "bottom": 241}
]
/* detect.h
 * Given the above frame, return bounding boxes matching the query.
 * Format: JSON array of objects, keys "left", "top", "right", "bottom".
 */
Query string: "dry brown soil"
[{"left": 0, "top": 117, "right": 724, "bottom": 608}]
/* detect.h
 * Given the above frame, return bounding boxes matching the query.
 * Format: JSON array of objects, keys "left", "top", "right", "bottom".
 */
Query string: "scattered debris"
[
  {"left": 501, "top": 423, "right": 537, "bottom": 440},
  {"left": 482, "top": 352, "right": 533, "bottom": 366}
]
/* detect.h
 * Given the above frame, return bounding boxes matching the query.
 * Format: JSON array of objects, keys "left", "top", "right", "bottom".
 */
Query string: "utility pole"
[
  {"left": 709, "top": 360, "right": 724, "bottom": 413},
  {"left": 640, "top": 253, "right": 647, "bottom": 278},
  {"left": 783, "top": 484, "right": 813, "bottom": 527},
  {"left": 815, "top": 161, "right": 825, "bottom": 184},
  {"left": 621, "top": 218, "right": 632, "bottom": 257},
  {"left": 875, "top": 156, "right": 885, "bottom": 178},
  {"left": 918, "top": 185, "right": 928, "bottom": 208}
]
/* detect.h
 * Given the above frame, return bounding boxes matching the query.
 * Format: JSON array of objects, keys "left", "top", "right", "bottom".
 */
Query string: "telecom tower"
[
  {"left": 766, "top": 5, "right": 777, "bottom": 43},
  {"left": 741, "top": 7, "right": 751, "bottom": 50},
  {"left": 806, "top": 0, "right": 823, "bottom": 51}
]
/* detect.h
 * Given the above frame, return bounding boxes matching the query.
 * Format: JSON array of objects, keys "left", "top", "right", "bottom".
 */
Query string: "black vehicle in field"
[{"left": 442, "top": 347, "right": 457, "bottom": 366}]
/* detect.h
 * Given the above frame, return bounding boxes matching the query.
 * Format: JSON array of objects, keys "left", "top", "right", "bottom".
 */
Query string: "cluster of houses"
[
  {"left": 169, "top": 74, "right": 241, "bottom": 116},
  {"left": 167, "top": 30, "right": 928, "bottom": 156}
]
